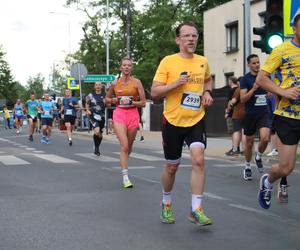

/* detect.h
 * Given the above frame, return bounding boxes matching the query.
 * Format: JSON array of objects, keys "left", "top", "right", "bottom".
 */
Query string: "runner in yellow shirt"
[
  {"left": 151, "top": 21, "right": 213, "bottom": 225},
  {"left": 257, "top": 14, "right": 300, "bottom": 209}
]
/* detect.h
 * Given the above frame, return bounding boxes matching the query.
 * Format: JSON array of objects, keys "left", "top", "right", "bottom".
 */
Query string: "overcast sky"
[{"left": 0, "top": 0, "right": 87, "bottom": 86}]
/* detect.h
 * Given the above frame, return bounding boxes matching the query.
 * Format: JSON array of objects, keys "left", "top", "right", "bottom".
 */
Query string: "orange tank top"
[{"left": 113, "top": 78, "right": 139, "bottom": 107}]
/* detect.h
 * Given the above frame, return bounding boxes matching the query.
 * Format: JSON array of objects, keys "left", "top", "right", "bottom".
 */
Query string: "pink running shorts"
[{"left": 113, "top": 106, "right": 140, "bottom": 129}]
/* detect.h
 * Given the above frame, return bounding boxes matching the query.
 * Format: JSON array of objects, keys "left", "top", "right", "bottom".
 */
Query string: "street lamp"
[{"left": 49, "top": 11, "right": 72, "bottom": 54}]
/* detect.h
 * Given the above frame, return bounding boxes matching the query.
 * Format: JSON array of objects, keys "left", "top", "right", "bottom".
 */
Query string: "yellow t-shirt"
[
  {"left": 262, "top": 40, "right": 300, "bottom": 119},
  {"left": 153, "top": 54, "right": 211, "bottom": 127},
  {"left": 4, "top": 109, "right": 10, "bottom": 119}
]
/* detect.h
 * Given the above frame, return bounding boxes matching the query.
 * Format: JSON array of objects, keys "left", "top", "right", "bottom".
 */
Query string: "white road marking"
[
  {"left": 33, "top": 151, "right": 45, "bottom": 153},
  {"left": 76, "top": 153, "right": 119, "bottom": 162},
  {"left": 0, "top": 138, "right": 8, "bottom": 142},
  {"left": 213, "top": 163, "right": 242, "bottom": 168},
  {"left": 25, "top": 148, "right": 36, "bottom": 151},
  {"left": 0, "top": 155, "right": 30, "bottom": 165},
  {"left": 32, "top": 154, "right": 78, "bottom": 164},
  {"left": 114, "top": 152, "right": 163, "bottom": 161},
  {"left": 112, "top": 166, "right": 156, "bottom": 170}
]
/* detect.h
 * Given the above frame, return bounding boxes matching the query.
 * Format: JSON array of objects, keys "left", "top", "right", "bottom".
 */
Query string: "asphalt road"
[{"left": 0, "top": 128, "right": 299, "bottom": 250}]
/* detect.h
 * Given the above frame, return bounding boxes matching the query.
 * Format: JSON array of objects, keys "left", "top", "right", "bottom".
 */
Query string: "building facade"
[{"left": 204, "top": 0, "right": 268, "bottom": 88}]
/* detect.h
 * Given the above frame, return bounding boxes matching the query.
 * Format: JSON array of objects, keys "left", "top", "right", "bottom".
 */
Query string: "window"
[
  {"left": 224, "top": 72, "right": 234, "bottom": 86},
  {"left": 225, "top": 21, "right": 238, "bottom": 53}
]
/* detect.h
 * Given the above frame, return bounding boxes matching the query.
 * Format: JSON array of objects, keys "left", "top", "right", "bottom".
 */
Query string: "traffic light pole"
[{"left": 244, "top": 0, "right": 251, "bottom": 74}]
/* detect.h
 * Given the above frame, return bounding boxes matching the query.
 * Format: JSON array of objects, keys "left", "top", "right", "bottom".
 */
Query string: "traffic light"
[
  {"left": 265, "top": 0, "right": 284, "bottom": 53},
  {"left": 252, "top": 0, "right": 283, "bottom": 54},
  {"left": 253, "top": 25, "right": 267, "bottom": 53}
]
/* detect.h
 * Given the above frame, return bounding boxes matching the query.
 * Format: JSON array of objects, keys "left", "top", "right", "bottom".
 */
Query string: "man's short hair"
[
  {"left": 175, "top": 21, "right": 199, "bottom": 37},
  {"left": 293, "top": 13, "right": 300, "bottom": 27},
  {"left": 247, "top": 54, "right": 259, "bottom": 63}
]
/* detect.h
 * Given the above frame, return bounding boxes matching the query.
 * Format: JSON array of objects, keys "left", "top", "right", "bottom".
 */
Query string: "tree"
[
  {"left": 0, "top": 46, "right": 23, "bottom": 107},
  {"left": 25, "top": 73, "right": 45, "bottom": 99}
]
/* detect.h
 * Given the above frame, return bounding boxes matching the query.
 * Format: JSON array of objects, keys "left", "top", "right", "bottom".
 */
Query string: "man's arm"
[
  {"left": 202, "top": 77, "right": 213, "bottom": 107},
  {"left": 240, "top": 84, "right": 258, "bottom": 104},
  {"left": 151, "top": 74, "right": 188, "bottom": 100},
  {"left": 256, "top": 70, "right": 300, "bottom": 99}
]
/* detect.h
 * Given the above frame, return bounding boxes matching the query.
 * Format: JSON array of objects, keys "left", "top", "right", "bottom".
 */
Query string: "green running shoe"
[
  {"left": 123, "top": 180, "right": 133, "bottom": 188},
  {"left": 188, "top": 207, "right": 212, "bottom": 226},
  {"left": 160, "top": 203, "right": 175, "bottom": 224}
]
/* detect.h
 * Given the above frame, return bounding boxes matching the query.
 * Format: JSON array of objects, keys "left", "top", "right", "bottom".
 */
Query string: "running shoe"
[
  {"left": 69, "top": 140, "right": 72, "bottom": 146},
  {"left": 188, "top": 207, "right": 212, "bottom": 226},
  {"left": 28, "top": 135, "right": 33, "bottom": 142},
  {"left": 258, "top": 174, "right": 272, "bottom": 209},
  {"left": 94, "top": 148, "right": 100, "bottom": 156},
  {"left": 160, "top": 203, "right": 175, "bottom": 224},
  {"left": 16, "top": 130, "right": 20, "bottom": 134},
  {"left": 255, "top": 153, "right": 264, "bottom": 173},
  {"left": 123, "top": 180, "right": 133, "bottom": 188},
  {"left": 277, "top": 183, "right": 288, "bottom": 203},
  {"left": 243, "top": 168, "right": 252, "bottom": 181},
  {"left": 140, "top": 136, "right": 145, "bottom": 142},
  {"left": 225, "top": 149, "right": 240, "bottom": 156},
  {"left": 40, "top": 137, "right": 47, "bottom": 144},
  {"left": 46, "top": 138, "right": 52, "bottom": 144},
  {"left": 267, "top": 149, "right": 278, "bottom": 157}
]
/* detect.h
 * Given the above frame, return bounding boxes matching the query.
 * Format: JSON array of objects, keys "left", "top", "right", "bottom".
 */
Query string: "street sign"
[
  {"left": 70, "top": 63, "right": 88, "bottom": 81},
  {"left": 284, "top": 0, "right": 300, "bottom": 36},
  {"left": 84, "top": 75, "right": 116, "bottom": 83},
  {"left": 67, "top": 77, "right": 80, "bottom": 90}
]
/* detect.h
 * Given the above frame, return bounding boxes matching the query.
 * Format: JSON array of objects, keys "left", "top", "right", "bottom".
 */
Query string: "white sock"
[
  {"left": 122, "top": 169, "right": 129, "bottom": 183},
  {"left": 245, "top": 162, "right": 251, "bottom": 169},
  {"left": 264, "top": 175, "right": 273, "bottom": 189},
  {"left": 191, "top": 194, "right": 203, "bottom": 211},
  {"left": 256, "top": 151, "right": 262, "bottom": 160},
  {"left": 162, "top": 189, "right": 172, "bottom": 204},
  {"left": 68, "top": 137, "right": 72, "bottom": 141}
]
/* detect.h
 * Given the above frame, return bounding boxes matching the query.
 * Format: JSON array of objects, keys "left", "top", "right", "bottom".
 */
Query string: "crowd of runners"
[{"left": 1, "top": 18, "right": 300, "bottom": 227}]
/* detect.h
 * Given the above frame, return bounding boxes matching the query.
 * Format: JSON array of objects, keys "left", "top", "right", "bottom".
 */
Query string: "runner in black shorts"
[
  {"left": 61, "top": 89, "right": 79, "bottom": 146},
  {"left": 85, "top": 82, "right": 106, "bottom": 156},
  {"left": 240, "top": 54, "right": 270, "bottom": 181},
  {"left": 162, "top": 116, "right": 206, "bottom": 161}
]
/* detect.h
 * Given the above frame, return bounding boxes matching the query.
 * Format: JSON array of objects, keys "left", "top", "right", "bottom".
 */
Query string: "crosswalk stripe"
[
  {"left": 25, "top": 148, "right": 36, "bottom": 151},
  {"left": 75, "top": 153, "right": 119, "bottom": 162},
  {"left": 112, "top": 166, "right": 156, "bottom": 170},
  {"left": 0, "top": 155, "right": 30, "bottom": 165},
  {"left": 0, "top": 138, "right": 8, "bottom": 142},
  {"left": 114, "top": 152, "right": 163, "bottom": 161},
  {"left": 31, "top": 154, "right": 78, "bottom": 164}
]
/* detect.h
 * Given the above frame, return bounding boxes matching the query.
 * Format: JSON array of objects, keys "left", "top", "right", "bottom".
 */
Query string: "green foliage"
[
  {"left": 0, "top": 46, "right": 24, "bottom": 107},
  {"left": 66, "top": 0, "right": 231, "bottom": 91}
]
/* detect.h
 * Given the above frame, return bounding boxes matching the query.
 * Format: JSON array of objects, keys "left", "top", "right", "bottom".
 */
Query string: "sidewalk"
[{"left": 71, "top": 129, "right": 300, "bottom": 168}]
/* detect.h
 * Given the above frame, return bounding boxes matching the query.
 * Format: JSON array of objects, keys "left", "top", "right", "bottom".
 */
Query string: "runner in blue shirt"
[
  {"left": 38, "top": 92, "right": 56, "bottom": 144},
  {"left": 61, "top": 89, "right": 79, "bottom": 146},
  {"left": 13, "top": 98, "right": 24, "bottom": 134},
  {"left": 240, "top": 54, "right": 270, "bottom": 180}
]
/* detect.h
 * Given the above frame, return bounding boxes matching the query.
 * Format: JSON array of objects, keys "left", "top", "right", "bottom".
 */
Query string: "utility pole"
[
  {"left": 125, "top": 0, "right": 131, "bottom": 58},
  {"left": 244, "top": 0, "right": 251, "bottom": 74},
  {"left": 106, "top": 0, "right": 110, "bottom": 75}
]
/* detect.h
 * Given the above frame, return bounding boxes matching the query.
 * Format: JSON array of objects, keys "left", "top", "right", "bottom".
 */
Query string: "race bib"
[
  {"left": 16, "top": 110, "right": 22, "bottom": 114},
  {"left": 180, "top": 92, "right": 201, "bottom": 110},
  {"left": 65, "top": 109, "right": 73, "bottom": 115},
  {"left": 118, "top": 96, "right": 133, "bottom": 107},
  {"left": 255, "top": 94, "right": 267, "bottom": 106},
  {"left": 44, "top": 110, "right": 51, "bottom": 116},
  {"left": 93, "top": 113, "right": 102, "bottom": 121}
]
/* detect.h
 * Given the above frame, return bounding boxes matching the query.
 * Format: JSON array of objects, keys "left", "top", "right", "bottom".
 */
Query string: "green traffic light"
[{"left": 267, "top": 33, "right": 284, "bottom": 49}]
